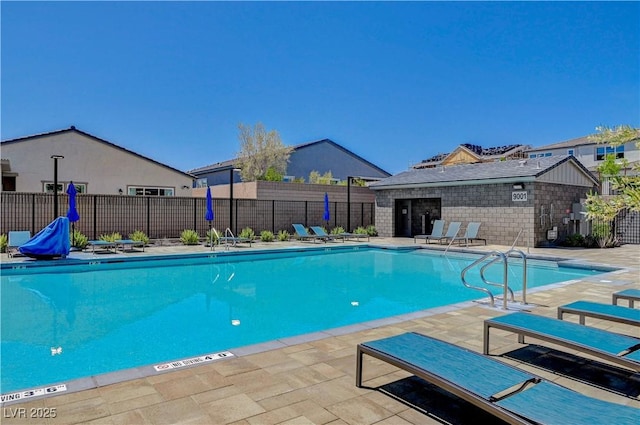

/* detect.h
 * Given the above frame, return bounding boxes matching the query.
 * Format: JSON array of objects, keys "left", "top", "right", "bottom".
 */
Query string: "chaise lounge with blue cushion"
[
  {"left": 292, "top": 224, "right": 326, "bottom": 243},
  {"left": 414, "top": 219, "right": 445, "bottom": 243},
  {"left": 613, "top": 288, "right": 640, "bottom": 308},
  {"left": 7, "top": 230, "right": 31, "bottom": 257},
  {"left": 484, "top": 312, "right": 640, "bottom": 372},
  {"left": 310, "top": 226, "right": 343, "bottom": 242},
  {"left": 357, "top": 332, "right": 639, "bottom": 424},
  {"left": 558, "top": 300, "right": 640, "bottom": 327},
  {"left": 452, "top": 222, "right": 486, "bottom": 246}
]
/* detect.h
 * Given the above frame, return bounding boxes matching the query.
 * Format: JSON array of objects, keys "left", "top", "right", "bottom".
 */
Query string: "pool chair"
[
  {"left": 87, "top": 240, "right": 117, "bottom": 254},
  {"left": 356, "top": 332, "right": 639, "bottom": 425},
  {"left": 438, "top": 221, "right": 462, "bottom": 244},
  {"left": 414, "top": 219, "right": 445, "bottom": 243},
  {"left": 7, "top": 230, "right": 31, "bottom": 257},
  {"left": 558, "top": 300, "right": 640, "bottom": 327},
  {"left": 613, "top": 288, "right": 640, "bottom": 308},
  {"left": 484, "top": 312, "right": 640, "bottom": 372},
  {"left": 212, "top": 228, "right": 253, "bottom": 249},
  {"left": 115, "top": 239, "right": 146, "bottom": 252},
  {"left": 292, "top": 223, "right": 326, "bottom": 243},
  {"left": 452, "top": 222, "right": 486, "bottom": 246},
  {"left": 310, "top": 226, "right": 344, "bottom": 242}
]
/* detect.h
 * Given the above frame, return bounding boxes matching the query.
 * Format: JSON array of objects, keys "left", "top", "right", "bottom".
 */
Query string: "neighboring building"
[
  {"left": 525, "top": 133, "right": 640, "bottom": 194},
  {"left": 412, "top": 143, "right": 531, "bottom": 169},
  {"left": 188, "top": 138, "right": 391, "bottom": 187},
  {"left": 1, "top": 127, "right": 194, "bottom": 196},
  {"left": 370, "top": 155, "right": 599, "bottom": 247}
]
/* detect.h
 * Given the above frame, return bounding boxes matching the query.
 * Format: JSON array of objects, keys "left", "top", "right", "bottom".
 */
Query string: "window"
[
  {"left": 44, "top": 182, "right": 64, "bottom": 193},
  {"left": 127, "top": 186, "right": 174, "bottom": 196},
  {"left": 543, "top": 152, "right": 552, "bottom": 157},
  {"left": 195, "top": 178, "right": 208, "bottom": 188},
  {"left": 68, "top": 183, "right": 86, "bottom": 193},
  {"left": 596, "top": 145, "right": 624, "bottom": 161},
  {"left": 567, "top": 149, "right": 574, "bottom": 156}
]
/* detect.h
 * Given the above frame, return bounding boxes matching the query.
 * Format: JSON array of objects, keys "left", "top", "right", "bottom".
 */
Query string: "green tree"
[{"left": 236, "top": 122, "right": 292, "bottom": 181}]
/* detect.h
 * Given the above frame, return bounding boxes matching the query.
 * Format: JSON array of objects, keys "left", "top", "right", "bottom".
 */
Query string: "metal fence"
[{"left": 1, "top": 192, "right": 375, "bottom": 240}]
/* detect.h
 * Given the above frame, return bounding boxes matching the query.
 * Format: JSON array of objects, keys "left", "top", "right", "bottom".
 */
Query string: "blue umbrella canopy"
[
  {"left": 66, "top": 182, "right": 80, "bottom": 223},
  {"left": 205, "top": 187, "right": 214, "bottom": 222},
  {"left": 323, "top": 192, "right": 330, "bottom": 221}
]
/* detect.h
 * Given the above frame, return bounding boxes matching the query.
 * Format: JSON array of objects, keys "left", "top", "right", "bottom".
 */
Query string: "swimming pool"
[{"left": 0, "top": 246, "right": 610, "bottom": 395}]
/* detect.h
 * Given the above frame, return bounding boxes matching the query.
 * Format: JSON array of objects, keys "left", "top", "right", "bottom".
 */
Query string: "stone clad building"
[{"left": 370, "top": 155, "right": 598, "bottom": 247}]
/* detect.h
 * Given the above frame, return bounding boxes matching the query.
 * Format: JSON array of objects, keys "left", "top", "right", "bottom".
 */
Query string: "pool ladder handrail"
[
  {"left": 480, "top": 248, "right": 528, "bottom": 305},
  {"left": 461, "top": 250, "right": 509, "bottom": 309}
]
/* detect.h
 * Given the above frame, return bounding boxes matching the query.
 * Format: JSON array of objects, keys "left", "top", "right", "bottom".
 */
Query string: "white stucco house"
[{"left": 1, "top": 126, "right": 194, "bottom": 196}]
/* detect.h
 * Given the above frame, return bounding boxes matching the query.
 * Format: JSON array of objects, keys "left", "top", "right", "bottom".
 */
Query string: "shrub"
[
  {"left": 71, "top": 230, "right": 89, "bottom": 249},
  {"left": 562, "top": 233, "right": 585, "bottom": 247},
  {"left": 180, "top": 229, "right": 200, "bottom": 245},
  {"left": 129, "top": 230, "right": 149, "bottom": 245},
  {"left": 99, "top": 232, "right": 122, "bottom": 242},
  {"left": 260, "top": 230, "right": 275, "bottom": 242},
  {"left": 354, "top": 226, "right": 368, "bottom": 235},
  {"left": 331, "top": 226, "right": 345, "bottom": 235},
  {"left": 239, "top": 227, "right": 255, "bottom": 240},
  {"left": 277, "top": 230, "right": 290, "bottom": 241},
  {"left": 206, "top": 229, "right": 219, "bottom": 246},
  {"left": 0, "top": 234, "right": 7, "bottom": 253},
  {"left": 365, "top": 225, "right": 378, "bottom": 236},
  {"left": 591, "top": 221, "right": 617, "bottom": 248}
]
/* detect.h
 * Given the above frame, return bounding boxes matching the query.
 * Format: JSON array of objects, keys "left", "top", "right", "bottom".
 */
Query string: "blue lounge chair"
[
  {"left": 484, "top": 312, "right": 640, "bottom": 372},
  {"left": 453, "top": 222, "right": 486, "bottom": 246},
  {"left": 414, "top": 219, "right": 445, "bottom": 243},
  {"left": 310, "top": 226, "right": 343, "bottom": 242},
  {"left": 212, "top": 228, "right": 252, "bottom": 249},
  {"left": 115, "top": 239, "right": 146, "bottom": 252},
  {"left": 292, "top": 224, "right": 326, "bottom": 243},
  {"left": 357, "top": 332, "right": 639, "bottom": 425},
  {"left": 7, "top": 230, "right": 31, "bottom": 257},
  {"left": 558, "top": 300, "right": 640, "bottom": 327},
  {"left": 87, "top": 240, "right": 117, "bottom": 253},
  {"left": 439, "top": 221, "right": 462, "bottom": 244},
  {"left": 613, "top": 288, "right": 640, "bottom": 308}
]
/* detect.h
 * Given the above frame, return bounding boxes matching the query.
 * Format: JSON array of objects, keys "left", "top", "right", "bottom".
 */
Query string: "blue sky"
[{"left": 2, "top": 1, "right": 638, "bottom": 175}]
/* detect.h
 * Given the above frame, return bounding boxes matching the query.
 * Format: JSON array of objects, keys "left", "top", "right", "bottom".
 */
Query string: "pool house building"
[{"left": 369, "top": 155, "right": 599, "bottom": 247}]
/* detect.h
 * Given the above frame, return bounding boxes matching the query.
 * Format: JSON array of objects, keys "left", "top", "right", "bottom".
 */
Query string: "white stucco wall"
[{"left": 1, "top": 130, "right": 194, "bottom": 196}]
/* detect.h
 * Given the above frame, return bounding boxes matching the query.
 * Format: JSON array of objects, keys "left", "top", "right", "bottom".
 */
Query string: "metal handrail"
[
  {"left": 443, "top": 226, "right": 461, "bottom": 255},
  {"left": 460, "top": 250, "right": 508, "bottom": 309},
  {"left": 480, "top": 248, "right": 529, "bottom": 305}
]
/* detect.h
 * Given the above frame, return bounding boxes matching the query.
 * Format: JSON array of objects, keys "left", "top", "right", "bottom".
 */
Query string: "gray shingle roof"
[{"left": 370, "top": 155, "right": 597, "bottom": 189}]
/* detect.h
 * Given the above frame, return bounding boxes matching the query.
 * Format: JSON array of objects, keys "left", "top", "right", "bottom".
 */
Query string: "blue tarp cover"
[{"left": 19, "top": 217, "right": 71, "bottom": 259}]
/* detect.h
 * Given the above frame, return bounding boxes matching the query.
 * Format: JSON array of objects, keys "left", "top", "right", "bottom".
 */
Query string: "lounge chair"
[
  {"left": 341, "top": 231, "right": 370, "bottom": 242},
  {"left": 453, "top": 222, "right": 486, "bottom": 246},
  {"left": 7, "top": 230, "right": 31, "bottom": 257},
  {"left": 414, "top": 219, "right": 445, "bottom": 243},
  {"left": 212, "top": 228, "right": 252, "bottom": 249},
  {"left": 115, "top": 239, "right": 146, "bottom": 252},
  {"left": 558, "top": 300, "right": 640, "bottom": 326},
  {"left": 613, "top": 288, "right": 640, "bottom": 308},
  {"left": 310, "top": 226, "right": 344, "bottom": 242},
  {"left": 357, "top": 332, "right": 639, "bottom": 425},
  {"left": 292, "top": 224, "right": 326, "bottom": 243},
  {"left": 439, "top": 221, "right": 462, "bottom": 244},
  {"left": 87, "top": 240, "right": 117, "bottom": 254},
  {"left": 484, "top": 312, "right": 640, "bottom": 372}
]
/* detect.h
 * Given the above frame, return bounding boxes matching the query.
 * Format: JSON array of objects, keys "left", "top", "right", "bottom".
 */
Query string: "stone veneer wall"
[{"left": 374, "top": 181, "right": 594, "bottom": 247}]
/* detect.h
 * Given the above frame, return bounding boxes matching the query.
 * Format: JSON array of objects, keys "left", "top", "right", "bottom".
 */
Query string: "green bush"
[
  {"left": 239, "top": 227, "right": 255, "bottom": 240},
  {"left": 277, "top": 230, "right": 290, "bottom": 241},
  {"left": 562, "top": 233, "right": 585, "bottom": 247},
  {"left": 331, "top": 226, "right": 345, "bottom": 235},
  {"left": 260, "top": 230, "right": 275, "bottom": 242},
  {"left": 365, "top": 225, "right": 378, "bottom": 236},
  {"left": 0, "top": 234, "right": 7, "bottom": 253},
  {"left": 99, "top": 232, "right": 122, "bottom": 242},
  {"left": 71, "top": 230, "right": 89, "bottom": 249},
  {"left": 354, "top": 226, "right": 368, "bottom": 235},
  {"left": 129, "top": 230, "right": 149, "bottom": 245},
  {"left": 180, "top": 229, "right": 200, "bottom": 245},
  {"left": 206, "top": 229, "right": 219, "bottom": 246}
]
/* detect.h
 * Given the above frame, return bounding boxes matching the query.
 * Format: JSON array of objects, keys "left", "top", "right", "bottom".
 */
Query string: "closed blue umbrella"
[
  {"left": 205, "top": 187, "right": 214, "bottom": 249},
  {"left": 323, "top": 192, "right": 330, "bottom": 222},
  {"left": 66, "top": 182, "right": 80, "bottom": 238}
]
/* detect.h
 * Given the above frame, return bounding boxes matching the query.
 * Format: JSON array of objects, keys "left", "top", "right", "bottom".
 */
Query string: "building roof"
[
  {"left": 370, "top": 155, "right": 598, "bottom": 189},
  {"left": 1, "top": 126, "right": 195, "bottom": 179},
  {"left": 188, "top": 138, "right": 391, "bottom": 177},
  {"left": 529, "top": 130, "right": 640, "bottom": 152},
  {"left": 414, "top": 143, "right": 530, "bottom": 168}
]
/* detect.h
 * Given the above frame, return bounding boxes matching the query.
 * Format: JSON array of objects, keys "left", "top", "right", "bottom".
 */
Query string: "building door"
[
  {"left": 2, "top": 176, "right": 16, "bottom": 191},
  {"left": 395, "top": 199, "right": 412, "bottom": 237}
]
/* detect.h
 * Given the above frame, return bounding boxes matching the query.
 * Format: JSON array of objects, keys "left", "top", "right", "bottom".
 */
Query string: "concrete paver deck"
[{"left": 1, "top": 239, "right": 638, "bottom": 424}]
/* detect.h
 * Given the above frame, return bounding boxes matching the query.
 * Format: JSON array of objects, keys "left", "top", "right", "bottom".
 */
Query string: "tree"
[
  {"left": 583, "top": 124, "right": 640, "bottom": 246},
  {"left": 236, "top": 122, "right": 292, "bottom": 181}
]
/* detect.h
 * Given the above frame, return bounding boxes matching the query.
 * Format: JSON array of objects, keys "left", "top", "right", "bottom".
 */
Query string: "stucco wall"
[{"left": 1, "top": 131, "right": 194, "bottom": 196}]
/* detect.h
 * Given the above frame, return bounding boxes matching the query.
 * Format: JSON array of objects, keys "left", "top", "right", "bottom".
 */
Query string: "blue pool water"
[{"left": 1, "top": 246, "right": 606, "bottom": 393}]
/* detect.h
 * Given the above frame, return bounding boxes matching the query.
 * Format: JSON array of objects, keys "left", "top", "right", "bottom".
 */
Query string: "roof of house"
[
  {"left": 415, "top": 143, "right": 530, "bottom": 167},
  {"left": 370, "top": 155, "right": 598, "bottom": 189},
  {"left": 529, "top": 130, "right": 640, "bottom": 152},
  {"left": 188, "top": 138, "right": 391, "bottom": 177},
  {"left": 1, "top": 126, "right": 195, "bottom": 179}
]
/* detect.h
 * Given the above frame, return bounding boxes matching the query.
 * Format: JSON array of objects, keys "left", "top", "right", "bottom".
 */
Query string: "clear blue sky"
[{"left": 2, "top": 1, "right": 638, "bottom": 175}]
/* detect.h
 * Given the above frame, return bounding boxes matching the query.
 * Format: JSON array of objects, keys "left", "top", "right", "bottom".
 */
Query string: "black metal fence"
[{"left": 1, "top": 192, "right": 375, "bottom": 240}]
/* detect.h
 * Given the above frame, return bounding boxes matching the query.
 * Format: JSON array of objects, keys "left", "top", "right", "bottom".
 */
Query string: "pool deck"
[{"left": 1, "top": 239, "right": 639, "bottom": 424}]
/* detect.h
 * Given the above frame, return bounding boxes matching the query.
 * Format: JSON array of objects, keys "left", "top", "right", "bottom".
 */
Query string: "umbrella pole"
[{"left": 209, "top": 223, "right": 213, "bottom": 251}]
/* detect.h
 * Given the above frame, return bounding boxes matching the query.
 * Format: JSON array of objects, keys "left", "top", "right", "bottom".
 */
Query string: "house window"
[
  {"left": 543, "top": 152, "right": 552, "bottom": 157},
  {"left": 596, "top": 145, "right": 624, "bottom": 161},
  {"left": 529, "top": 153, "right": 539, "bottom": 159},
  {"left": 128, "top": 186, "right": 175, "bottom": 196},
  {"left": 68, "top": 183, "right": 86, "bottom": 193},
  {"left": 195, "top": 178, "right": 208, "bottom": 188},
  {"left": 567, "top": 149, "right": 574, "bottom": 156}
]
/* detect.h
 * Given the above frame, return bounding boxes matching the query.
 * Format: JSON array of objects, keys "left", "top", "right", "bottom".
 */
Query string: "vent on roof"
[
  {"left": 536, "top": 161, "right": 541, "bottom": 169},
  {"left": 440, "top": 165, "right": 445, "bottom": 172},
  {"left": 518, "top": 159, "right": 527, "bottom": 167}
]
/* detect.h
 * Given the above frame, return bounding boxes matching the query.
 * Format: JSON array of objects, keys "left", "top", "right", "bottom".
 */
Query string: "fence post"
[
  {"left": 93, "top": 195, "right": 98, "bottom": 240},
  {"left": 272, "top": 200, "right": 275, "bottom": 233},
  {"left": 193, "top": 197, "right": 197, "bottom": 234},
  {"left": 31, "top": 193, "right": 36, "bottom": 234},
  {"left": 146, "top": 197, "right": 151, "bottom": 238}
]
